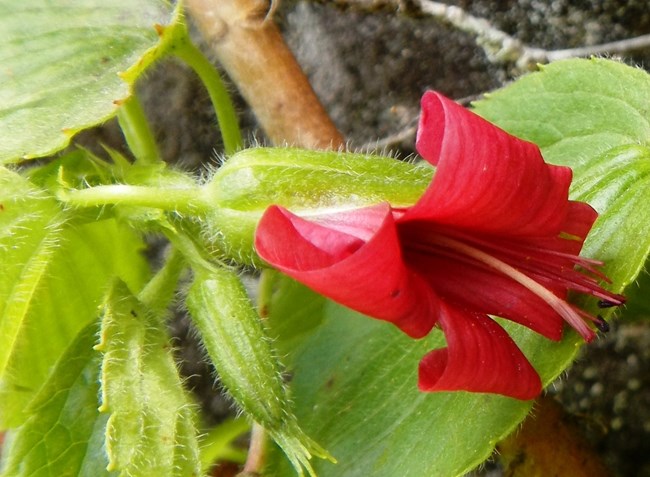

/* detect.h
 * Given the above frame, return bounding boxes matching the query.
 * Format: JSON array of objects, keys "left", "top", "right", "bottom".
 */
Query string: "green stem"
[
  {"left": 174, "top": 37, "right": 243, "bottom": 155},
  {"left": 257, "top": 269, "right": 277, "bottom": 319},
  {"left": 161, "top": 224, "right": 221, "bottom": 274},
  {"left": 138, "top": 247, "right": 186, "bottom": 315},
  {"left": 59, "top": 183, "right": 209, "bottom": 215},
  {"left": 117, "top": 94, "right": 161, "bottom": 165}
]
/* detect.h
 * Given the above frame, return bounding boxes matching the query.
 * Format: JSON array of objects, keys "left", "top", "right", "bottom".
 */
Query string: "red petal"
[
  {"left": 524, "top": 201, "right": 597, "bottom": 257},
  {"left": 411, "top": 91, "right": 573, "bottom": 236},
  {"left": 398, "top": 200, "right": 599, "bottom": 339},
  {"left": 255, "top": 204, "right": 439, "bottom": 338},
  {"left": 418, "top": 303, "right": 542, "bottom": 400}
]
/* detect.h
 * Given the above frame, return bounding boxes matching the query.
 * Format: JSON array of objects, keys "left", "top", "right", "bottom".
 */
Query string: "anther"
[
  {"left": 598, "top": 299, "right": 618, "bottom": 308},
  {"left": 594, "top": 315, "right": 610, "bottom": 333}
]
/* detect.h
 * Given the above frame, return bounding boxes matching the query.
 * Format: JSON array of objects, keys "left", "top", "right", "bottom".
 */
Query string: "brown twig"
[
  {"left": 413, "top": 0, "right": 650, "bottom": 71},
  {"left": 543, "top": 34, "right": 650, "bottom": 63},
  {"left": 185, "top": 0, "right": 345, "bottom": 149}
]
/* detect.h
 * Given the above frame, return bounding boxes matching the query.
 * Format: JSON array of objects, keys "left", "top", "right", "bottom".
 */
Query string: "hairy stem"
[
  {"left": 138, "top": 247, "right": 186, "bottom": 315},
  {"left": 59, "top": 183, "right": 208, "bottom": 215}
]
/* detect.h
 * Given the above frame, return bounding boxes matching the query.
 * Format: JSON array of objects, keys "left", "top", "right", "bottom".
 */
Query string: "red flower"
[{"left": 254, "top": 92, "right": 624, "bottom": 400}]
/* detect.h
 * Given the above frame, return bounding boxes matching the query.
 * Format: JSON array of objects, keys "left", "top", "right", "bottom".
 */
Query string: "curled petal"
[
  {"left": 410, "top": 91, "right": 573, "bottom": 236},
  {"left": 255, "top": 204, "right": 438, "bottom": 338},
  {"left": 418, "top": 303, "right": 542, "bottom": 400},
  {"left": 524, "top": 200, "right": 598, "bottom": 257}
]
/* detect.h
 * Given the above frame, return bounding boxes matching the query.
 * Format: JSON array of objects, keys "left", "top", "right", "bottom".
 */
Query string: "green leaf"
[
  {"left": 27, "top": 148, "right": 117, "bottom": 190},
  {"left": 0, "top": 323, "right": 114, "bottom": 477},
  {"left": 267, "top": 291, "right": 534, "bottom": 477},
  {"left": 0, "top": 0, "right": 180, "bottom": 163},
  {"left": 619, "top": 259, "right": 650, "bottom": 320},
  {"left": 0, "top": 167, "right": 150, "bottom": 429},
  {"left": 473, "top": 58, "right": 650, "bottom": 306},
  {"left": 268, "top": 59, "right": 650, "bottom": 476},
  {"left": 97, "top": 280, "right": 201, "bottom": 476},
  {"left": 0, "top": 168, "right": 64, "bottom": 381}
]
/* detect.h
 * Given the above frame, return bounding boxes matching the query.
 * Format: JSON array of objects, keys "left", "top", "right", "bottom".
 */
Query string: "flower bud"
[
  {"left": 204, "top": 147, "right": 432, "bottom": 264},
  {"left": 186, "top": 267, "right": 332, "bottom": 475}
]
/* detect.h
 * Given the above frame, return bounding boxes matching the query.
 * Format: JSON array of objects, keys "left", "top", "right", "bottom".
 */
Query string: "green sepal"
[
  {"left": 96, "top": 280, "right": 201, "bottom": 476},
  {"left": 186, "top": 266, "right": 333, "bottom": 476},
  {"left": 204, "top": 147, "right": 432, "bottom": 264}
]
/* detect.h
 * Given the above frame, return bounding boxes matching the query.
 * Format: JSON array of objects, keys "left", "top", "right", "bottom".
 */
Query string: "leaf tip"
[{"left": 61, "top": 128, "right": 76, "bottom": 138}]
